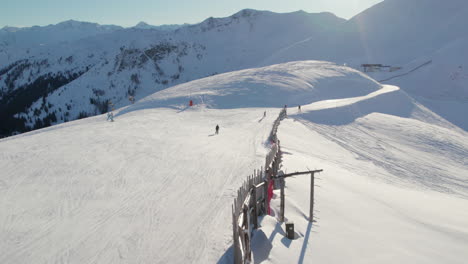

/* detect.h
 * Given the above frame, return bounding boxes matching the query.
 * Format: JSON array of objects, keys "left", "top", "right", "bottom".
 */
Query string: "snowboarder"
[
  {"left": 215, "top": 124, "right": 219, "bottom": 134},
  {"left": 189, "top": 100, "right": 193, "bottom": 107},
  {"left": 264, "top": 111, "right": 266, "bottom": 117}
]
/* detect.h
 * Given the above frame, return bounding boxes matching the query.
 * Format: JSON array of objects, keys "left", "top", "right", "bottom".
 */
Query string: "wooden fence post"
[
  {"left": 278, "top": 140, "right": 282, "bottom": 165},
  {"left": 264, "top": 179, "right": 269, "bottom": 216},
  {"left": 233, "top": 203, "right": 241, "bottom": 264},
  {"left": 310, "top": 172, "right": 315, "bottom": 222},
  {"left": 243, "top": 204, "right": 252, "bottom": 263},
  {"left": 272, "top": 160, "right": 276, "bottom": 176},
  {"left": 252, "top": 186, "right": 258, "bottom": 229},
  {"left": 280, "top": 177, "right": 285, "bottom": 222}
]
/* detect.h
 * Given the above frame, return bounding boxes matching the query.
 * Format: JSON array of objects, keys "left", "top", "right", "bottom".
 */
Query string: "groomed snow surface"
[
  {"left": 1, "top": 61, "right": 467, "bottom": 263},
  {"left": 253, "top": 113, "right": 468, "bottom": 264}
]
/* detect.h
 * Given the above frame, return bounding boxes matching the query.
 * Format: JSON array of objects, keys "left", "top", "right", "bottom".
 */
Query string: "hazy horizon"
[{"left": 1, "top": 0, "right": 382, "bottom": 28}]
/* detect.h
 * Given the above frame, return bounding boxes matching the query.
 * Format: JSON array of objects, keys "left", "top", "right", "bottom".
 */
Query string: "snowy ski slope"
[
  {"left": 255, "top": 113, "right": 468, "bottom": 263},
  {"left": 1, "top": 61, "right": 467, "bottom": 263}
]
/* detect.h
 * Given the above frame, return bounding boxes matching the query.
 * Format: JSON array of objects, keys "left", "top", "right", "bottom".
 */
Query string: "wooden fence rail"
[{"left": 232, "top": 108, "right": 286, "bottom": 264}]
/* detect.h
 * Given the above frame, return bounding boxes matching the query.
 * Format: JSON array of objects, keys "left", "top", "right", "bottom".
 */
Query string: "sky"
[{"left": 0, "top": 0, "right": 383, "bottom": 28}]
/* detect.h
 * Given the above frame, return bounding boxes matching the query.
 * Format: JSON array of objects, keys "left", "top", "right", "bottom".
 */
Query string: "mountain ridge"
[{"left": 1, "top": 2, "right": 467, "bottom": 137}]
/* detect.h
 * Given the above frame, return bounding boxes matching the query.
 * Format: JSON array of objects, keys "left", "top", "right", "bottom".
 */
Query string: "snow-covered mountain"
[
  {"left": 133, "top": 22, "right": 158, "bottom": 30},
  {"left": 0, "top": 9, "right": 346, "bottom": 137},
  {"left": 0, "top": 20, "right": 122, "bottom": 60},
  {"left": 1, "top": 0, "right": 468, "bottom": 137},
  {"left": 133, "top": 22, "right": 188, "bottom": 31},
  {"left": 261, "top": 0, "right": 468, "bottom": 129},
  {"left": 346, "top": 0, "right": 468, "bottom": 64},
  {"left": 263, "top": 0, "right": 468, "bottom": 65}
]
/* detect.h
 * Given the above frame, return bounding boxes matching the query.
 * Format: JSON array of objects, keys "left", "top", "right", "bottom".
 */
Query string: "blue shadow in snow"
[
  {"left": 251, "top": 230, "right": 273, "bottom": 264},
  {"left": 298, "top": 221, "right": 313, "bottom": 264},
  {"left": 281, "top": 235, "right": 292, "bottom": 248},
  {"left": 216, "top": 245, "right": 233, "bottom": 264}
]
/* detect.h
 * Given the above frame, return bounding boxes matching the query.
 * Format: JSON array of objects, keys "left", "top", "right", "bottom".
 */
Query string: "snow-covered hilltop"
[{"left": 126, "top": 61, "right": 381, "bottom": 110}]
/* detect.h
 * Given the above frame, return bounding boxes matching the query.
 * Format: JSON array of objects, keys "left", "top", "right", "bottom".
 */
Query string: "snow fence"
[{"left": 232, "top": 108, "right": 286, "bottom": 264}]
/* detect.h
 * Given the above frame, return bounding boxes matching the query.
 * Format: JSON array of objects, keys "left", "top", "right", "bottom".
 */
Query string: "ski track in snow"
[
  {"left": 252, "top": 113, "right": 468, "bottom": 264},
  {"left": 0, "top": 107, "right": 279, "bottom": 264},
  {"left": 299, "top": 117, "right": 468, "bottom": 197}
]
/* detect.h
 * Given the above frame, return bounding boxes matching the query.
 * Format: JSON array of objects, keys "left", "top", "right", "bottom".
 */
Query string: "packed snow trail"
[{"left": 0, "top": 106, "right": 279, "bottom": 264}]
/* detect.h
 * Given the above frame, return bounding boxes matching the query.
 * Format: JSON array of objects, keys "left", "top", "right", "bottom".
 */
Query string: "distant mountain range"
[
  {"left": 133, "top": 22, "right": 188, "bottom": 31},
  {"left": 1, "top": 0, "right": 467, "bottom": 137},
  {"left": 0, "top": 20, "right": 188, "bottom": 51}
]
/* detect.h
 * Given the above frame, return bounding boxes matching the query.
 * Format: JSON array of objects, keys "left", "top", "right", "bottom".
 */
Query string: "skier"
[
  {"left": 215, "top": 124, "right": 219, "bottom": 134},
  {"left": 107, "top": 112, "right": 114, "bottom": 122},
  {"left": 298, "top": 105, "right": 301, "bottom": 112},
  {"left": 264, "top": 111, "right": 266, "bottom": 117}
]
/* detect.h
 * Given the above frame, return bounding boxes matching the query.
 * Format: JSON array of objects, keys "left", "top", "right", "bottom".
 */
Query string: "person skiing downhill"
[
  {"left": 107, "top": 112, "right": 114, "bottom": 122},
  {"left": 215, "top": 124, "right": 219, "bottom": 134}
]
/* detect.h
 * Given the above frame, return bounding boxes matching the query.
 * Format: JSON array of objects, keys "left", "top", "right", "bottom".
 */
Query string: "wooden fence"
[{"left": 232, "top": 108, "right": 286, "bottom": 264}]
